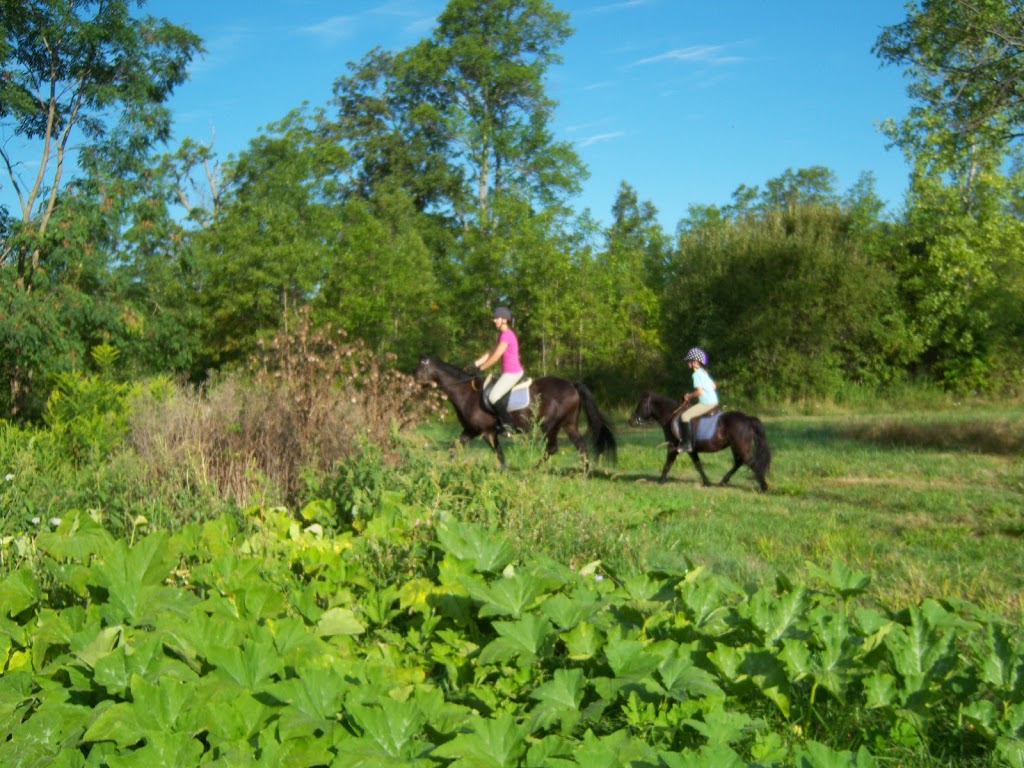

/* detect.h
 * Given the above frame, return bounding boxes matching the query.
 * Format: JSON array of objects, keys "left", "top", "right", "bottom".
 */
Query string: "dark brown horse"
[
  {"left": 629, "top": 391, "right": 770, "bottom": 491},
  {"left": 414, "top": 356, "right": 617, "bottom": 471}
]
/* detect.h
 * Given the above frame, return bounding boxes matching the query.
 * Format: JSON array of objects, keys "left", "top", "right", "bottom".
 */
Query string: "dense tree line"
[{"left": 2, "top": 0, "right": 1022, "bottom": 421}]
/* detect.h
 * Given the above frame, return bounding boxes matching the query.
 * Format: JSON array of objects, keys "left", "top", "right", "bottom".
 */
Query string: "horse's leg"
[
  {"left": 719, "top": 445, "right": 744, "bottom": 486},
  {"left": 484, "top": 432, "right": 509, "bottom": 470},
  {"left": 658, "top": 449, "right": 678, "bottom": 483},
  {"left": 562, "top": 423, "right": 592, "bottom": 475},
  {"left": 451, "top": 431, "right": 474, "bottom": 460},
  {"left": 689, "top": 451, "right": 713, "bottom": 486},
  {"left": 719, "top": 457, "right": 743, "bottom": 485}
]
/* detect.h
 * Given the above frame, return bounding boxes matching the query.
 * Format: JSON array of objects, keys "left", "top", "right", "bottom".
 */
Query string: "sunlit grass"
[{"left": 415, "top": 403, "right": 1024, "bottom": 622}]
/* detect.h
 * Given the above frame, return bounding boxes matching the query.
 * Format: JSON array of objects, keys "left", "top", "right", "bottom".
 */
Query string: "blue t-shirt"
[{"left": 692, "top": 368, "right": 718, "bottom": 405}]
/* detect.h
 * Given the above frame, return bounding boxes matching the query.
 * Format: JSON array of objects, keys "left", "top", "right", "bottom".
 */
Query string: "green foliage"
[
  {"left": 190, "top": 108, "right": 351, "bottom": 370},
  {"left": 0, "top": 501, "right": 1020, "bottom": 766},
  {"left": 669, "top": 190, "right": 918, "bottom": 401}
]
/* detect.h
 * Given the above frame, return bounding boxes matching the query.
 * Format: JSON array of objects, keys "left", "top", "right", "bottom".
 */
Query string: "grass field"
[{"left": 416, "top": 403, "right": 1024, "bottom": 623}]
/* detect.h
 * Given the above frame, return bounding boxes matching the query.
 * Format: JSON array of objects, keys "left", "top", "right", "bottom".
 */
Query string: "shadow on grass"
[{"left": 838, "top": 418, "right": 1024, "bottom": 456}]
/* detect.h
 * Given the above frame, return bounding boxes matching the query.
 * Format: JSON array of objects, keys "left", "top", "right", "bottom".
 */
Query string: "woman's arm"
[{"left": 475, "top": 341, "right": 509, "bottom": 369}]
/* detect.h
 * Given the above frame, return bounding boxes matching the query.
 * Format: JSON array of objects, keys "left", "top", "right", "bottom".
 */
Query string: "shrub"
[{"left": 128, "top": 309, "right": 445, "bottom": 509}]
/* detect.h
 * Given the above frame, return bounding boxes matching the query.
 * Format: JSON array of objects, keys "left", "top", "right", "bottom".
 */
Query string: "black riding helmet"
[{"left": 493, "top": 306, "right": 512, "bottom": 321}]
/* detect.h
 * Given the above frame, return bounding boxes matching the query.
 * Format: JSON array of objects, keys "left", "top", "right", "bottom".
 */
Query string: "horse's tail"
[
  {"left": 748, "top": 416, "right": 772, "bottom": 477},
  {"left": 574, "top": 382, "right": 618, "bottom": 464}
]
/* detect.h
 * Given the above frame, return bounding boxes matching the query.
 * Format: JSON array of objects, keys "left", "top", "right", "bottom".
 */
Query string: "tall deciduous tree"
[
  {"left": 190, "top": 109, "right": 350, "bottom": 372},
  {"left": 0, "top": 0, "right": 202, "bottom": 285},
  {"left": 874, "top": 0, "right": 1024, "bottom": 146},
  {"left": 329, "top": 0, "right": 586, "bottom": 360},
  {"left": 586, "top": 182, "right": 668, "bottom": 397},
  {"left": 428, "top": 0, "right": 580, "bottom": 228},
  {"left": 0, "top": 0, "right": 202, "bottom": 416},
  {"left": 875, "top": 0, "right": 1024, "bottom": 388}
]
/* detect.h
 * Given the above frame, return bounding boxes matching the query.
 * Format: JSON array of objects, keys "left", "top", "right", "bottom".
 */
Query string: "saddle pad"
[
  {"left": 694, "top": 412, "right": 720, "bottom": 442},
  {"left": 508, "top": 386, "right": 530, "bottom": 412}
]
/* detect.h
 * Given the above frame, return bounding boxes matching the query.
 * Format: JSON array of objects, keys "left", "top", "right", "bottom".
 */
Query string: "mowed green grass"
[{"left": 415, "top": 403, "right": 1024, "bottom": 622}]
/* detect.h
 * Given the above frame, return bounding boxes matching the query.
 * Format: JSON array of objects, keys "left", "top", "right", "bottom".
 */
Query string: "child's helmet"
[
  {"left": 684, "top": 347, "right": 707, "bottom": 365},
  {"left": 493, "top": 306, "right": 512, "bottom": 320}
]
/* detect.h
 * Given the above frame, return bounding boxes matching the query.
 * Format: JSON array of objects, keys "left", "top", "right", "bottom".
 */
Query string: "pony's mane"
[
  {"left": 425, "top": 356, "right": 473, "bottom": 380},
  {"left": 649, "top": 392, "right": 678, "bottom": 408}
]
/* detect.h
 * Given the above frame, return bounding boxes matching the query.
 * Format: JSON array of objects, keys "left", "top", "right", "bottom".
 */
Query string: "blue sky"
[{"left": 145, "top": 0, "right": 914, "bottom": 230}]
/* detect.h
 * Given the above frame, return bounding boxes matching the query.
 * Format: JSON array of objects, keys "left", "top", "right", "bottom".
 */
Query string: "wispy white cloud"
[
  {"left": 298, "top": 15, "right": 358, "bottom": 41},
  {"left": 632, "top": 45, "right": 743, "bottom": 67},
  {"left": 578, "top": 131, "right": 625, "bottom": 148},
  {"left": 564, "top": 117, "right": 613, "bottom": 135},
  {"left": 582, "top": 80, "right": 618, "bottom": 92},
  {"left": 582, "top": 0, "right": 653, "bottom": 15}
]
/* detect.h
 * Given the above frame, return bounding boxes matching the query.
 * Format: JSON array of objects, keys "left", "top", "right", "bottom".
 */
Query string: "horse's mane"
[
  {"left": 648, "top": 392, "right": 678, "bottom": 409},
  {"left": 426, "top": 356, "right": 464, "bottom": 376}
]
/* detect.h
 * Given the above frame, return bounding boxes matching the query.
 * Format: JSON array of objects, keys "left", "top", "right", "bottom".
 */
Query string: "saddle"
[{"left": 481, "top": 374, "right": 532, "bottom": 413}]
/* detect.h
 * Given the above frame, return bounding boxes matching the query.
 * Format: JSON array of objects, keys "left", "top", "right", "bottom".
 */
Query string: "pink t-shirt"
[{"left": 499, "top": 329, "right": 523, "bottom": 374}]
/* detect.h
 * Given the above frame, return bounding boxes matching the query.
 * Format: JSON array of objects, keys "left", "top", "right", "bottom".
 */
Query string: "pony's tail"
[
  {"left": 749, "top": 417, "right": 772, "bottom": 477},
  {"left": 574, "top": 381, "right": 617, "bottom": 464}
]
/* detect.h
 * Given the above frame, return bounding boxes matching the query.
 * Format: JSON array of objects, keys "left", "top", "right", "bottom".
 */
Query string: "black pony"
[
  {"left": 414, "top": 356, "right": 617, "bottom": 471},
  {"left": 629, "top": 392, "right": 770, "bottom": 491}
]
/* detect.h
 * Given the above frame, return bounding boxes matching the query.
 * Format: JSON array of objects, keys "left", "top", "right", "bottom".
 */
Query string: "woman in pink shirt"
[{"left": 472, "top": 306, "right": 524, "bottom": 433}]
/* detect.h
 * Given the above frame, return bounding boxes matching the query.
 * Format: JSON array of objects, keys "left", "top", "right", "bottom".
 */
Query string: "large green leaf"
[
  {"left": 604, "top": 638, "right": 660, "bottom": 680},
  {"left": 128, "top": 673, "right": 195, "bottom": 733},
  {"left": 429, "top": 713, "right": 529, "bottom": 767},
  {"left": 746, "top": 585, "right": 809, "bottom": 645},
  {"left": 82, "top": 701, "right": 144, "bottom": 748},
  {"left": 657, "top": 650, "right": 725, "bottom": 703},
  {"left": 86, "top": 534, "right": 193, "bottom": 625},
  {"left": 0, "top": 569, "right": 41, "bottom": 620},
  {"left": 561, "top": 621, "right": 603, "bottom": 660},
  {"left": 478, "top": 614, "right": 553, "bottom": 665},
  {"left": 464, "top": 572, "right": 547, "bottom": 619},
  {"left": 436, "top": 522, "right": 515, "bottom": 574},
  {"left": 35, "top": 512, "right": 114, "bottom": 563},
  {"left": 796, "top": 740, "right": 878, "bottom": 767},
  {"left": 337, "top": 699, "right": 432, "bottom": 765},
  {"left": 265, "top": 664, "right": 347, "bottom": 721},
  {"left": 884, "top": 606, "right": 954, "bottom": 705},
  {"left": 103, "top": 730, "right": 205, "bottom": 768},
  {"left": 316, "top": 607, "right": 365, "bottom": 637},
  {"left": 661, "top": 744, "right": 746, "bottom": 767},
  {"left": 980, "top": 622, "right": 1020, "bottom": 692},
  {"left": 92, "top": 634, "right": 199, "bottom": 697},
  {"left": 528, "top": 668, "right": 585, "bottom": 732},
  {"left": 206, "top": 634, "right": 284, "bottom": 689},
  {"left": 806, "top": 559, "right": 871, "bottom": 600},
  {"left": 195, "top": 687, "right": 271, "bottom": 745}
]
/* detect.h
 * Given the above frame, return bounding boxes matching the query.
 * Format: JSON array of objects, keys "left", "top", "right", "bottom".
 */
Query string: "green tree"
[
  {"left": 328, "top": 0, "right": 587, "bottom": 365},
  {"left": 667, "top": 170, "right": 915, "bottom": 401},
  {"left": 876, "top": 0, "right": 1024, "bottom": 389},
  {"left": 586, "top": 182, "right": 668, "bottom": 397},
  {"left": 0, "top": 0, "right": 202, "bottom": 416},
  {"left": 874, "top": 0, "right": 1024, "bottom": 148},
  {"left": 429, "top": 0, "right": 580, "bottom": 229},
  {"left": 331, "top": 46, "right": 462, "bottom": 216},
  {"left": 315, "top": 183, "right": 440, "bottom": 367},
  {"left": 190, "top": 108, "right": 350, "bottom": 371}
]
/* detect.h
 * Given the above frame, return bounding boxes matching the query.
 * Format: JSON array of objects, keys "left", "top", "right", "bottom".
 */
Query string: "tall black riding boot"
[
  {"left": 492, "top": 394, "right": 514, "bottom": 436},
  {"left": 671, "top": 417, "right": 692, "bottom": 453}
]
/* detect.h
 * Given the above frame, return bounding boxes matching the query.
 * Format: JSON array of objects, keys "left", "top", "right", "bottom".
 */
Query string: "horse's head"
[
  {"left": 414, "top": 355, "right": 438, "bottom": 387},
  {"left": 629, "top": 392, "right": 656, "bottom": 426}
]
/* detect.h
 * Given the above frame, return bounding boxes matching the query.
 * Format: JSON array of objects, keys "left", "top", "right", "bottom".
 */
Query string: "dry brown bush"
[{"left": 129, "top": 309, "right": 445, "bottom": 508}]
